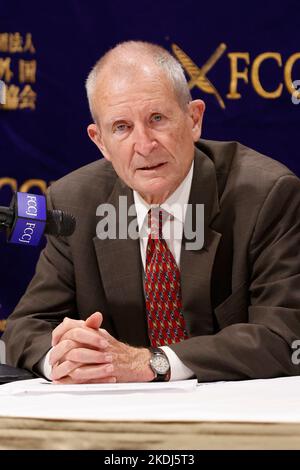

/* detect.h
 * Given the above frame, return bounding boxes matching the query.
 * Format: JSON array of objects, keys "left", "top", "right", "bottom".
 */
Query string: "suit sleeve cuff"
[{"left": 160, "top": 346, "right": 194, "bottom": 381}]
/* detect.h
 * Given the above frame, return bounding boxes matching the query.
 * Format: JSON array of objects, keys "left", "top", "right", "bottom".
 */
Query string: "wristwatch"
[{"left": 149, "top": 347, "right": 170, "bottom": 382}]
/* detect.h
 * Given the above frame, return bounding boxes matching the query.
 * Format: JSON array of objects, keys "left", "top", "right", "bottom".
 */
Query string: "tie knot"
[{"left": 148, "top": 207, "right": 163, "bottom": 239}]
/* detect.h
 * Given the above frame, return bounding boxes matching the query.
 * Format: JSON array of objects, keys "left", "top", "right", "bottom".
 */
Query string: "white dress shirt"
[
  {"left": 39, "top": 161, "right": 195, "bottom": 381},
  {"left": 133, "top": 161, "right": 195, "bottom": 381}
]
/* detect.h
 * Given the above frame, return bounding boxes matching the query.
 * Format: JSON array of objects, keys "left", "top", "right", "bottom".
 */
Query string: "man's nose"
[{"left": 133, "top": 125, "right": 157, "bottom": 156}]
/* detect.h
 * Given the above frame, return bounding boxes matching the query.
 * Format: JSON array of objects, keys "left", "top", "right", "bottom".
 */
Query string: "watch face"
[{"left": 151, "top": 353, "right": 170, "bottom": 375}]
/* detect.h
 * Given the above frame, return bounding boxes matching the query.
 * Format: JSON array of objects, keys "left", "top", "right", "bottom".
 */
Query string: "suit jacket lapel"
[
  {"left": 180, "top": 147, "right": 222, "bottom": 336},
  {"left": 93, "top": 177, "right": 149, "bottom": 347}
]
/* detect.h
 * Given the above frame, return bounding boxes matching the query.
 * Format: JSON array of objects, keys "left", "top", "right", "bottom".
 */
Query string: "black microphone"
[{"left": 0, "top": 192, "right": 76, "bottom": 246}]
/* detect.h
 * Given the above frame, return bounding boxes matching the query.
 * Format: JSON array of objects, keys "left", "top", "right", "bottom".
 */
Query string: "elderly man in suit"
[{"left": 3, "top": 41, "right": 300, "bottom": 383}]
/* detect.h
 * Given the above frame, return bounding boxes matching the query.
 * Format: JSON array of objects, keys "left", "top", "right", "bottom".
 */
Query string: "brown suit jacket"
[{"left": 3, "top": 139, "right": 300, "bottom": 381}]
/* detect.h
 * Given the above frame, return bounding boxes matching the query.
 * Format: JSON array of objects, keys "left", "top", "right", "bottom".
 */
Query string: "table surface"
[{"left": 1, "top": 417, "right": 300, "bottom": 450}]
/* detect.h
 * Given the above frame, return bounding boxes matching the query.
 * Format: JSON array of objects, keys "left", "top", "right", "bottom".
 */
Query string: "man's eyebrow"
[
  {"left": 105, "top": 116, "right": 128, "bottom": 126},
  {"left": 104, "top": 106, "right": 171, "bottom": 126},
  {"left": 149, "top": 106, "right": 173, "bottom": 115}
]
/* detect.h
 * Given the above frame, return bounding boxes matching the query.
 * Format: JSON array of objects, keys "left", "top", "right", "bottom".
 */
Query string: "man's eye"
[
  {"left": 114, "top": 123, "right": 128, "bottom": 133},
  {"left": 151, "top": 114, "right": 162, "bottom": 122}
]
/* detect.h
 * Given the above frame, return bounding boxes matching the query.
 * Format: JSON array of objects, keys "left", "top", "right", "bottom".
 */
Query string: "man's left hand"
[{"left": 52, "top": 313, "right": 154, "bottom": 384}]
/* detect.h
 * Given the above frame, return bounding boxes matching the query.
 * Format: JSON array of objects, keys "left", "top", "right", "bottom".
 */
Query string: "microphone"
[{"left": 0, "top": 192, "right": 76, "bottom": 246}]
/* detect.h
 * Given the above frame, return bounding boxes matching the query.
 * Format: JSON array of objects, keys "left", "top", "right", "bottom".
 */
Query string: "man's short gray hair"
[{"left": 85, "top": 41, "right": 192, "bottom": 122}]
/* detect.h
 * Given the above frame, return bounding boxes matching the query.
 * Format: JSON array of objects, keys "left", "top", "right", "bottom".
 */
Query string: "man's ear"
[
  {"left": 87, "top": 123, "right": 111, "bottom": 161},
  {"left": 188, "top": 100, "right": 205, "bottom": 142}
]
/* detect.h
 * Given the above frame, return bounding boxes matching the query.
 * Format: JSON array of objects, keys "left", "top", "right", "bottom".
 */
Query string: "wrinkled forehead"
[{"left": 93, "top": 65, "right": 179, "bottom": 121}]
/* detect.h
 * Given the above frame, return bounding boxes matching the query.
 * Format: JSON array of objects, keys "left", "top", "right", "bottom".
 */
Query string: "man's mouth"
[{"left": 139, "top": 162, "right": 167, "bottom": 171}]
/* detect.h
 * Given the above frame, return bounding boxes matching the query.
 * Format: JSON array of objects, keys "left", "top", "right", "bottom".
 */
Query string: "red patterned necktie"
[{"left": 144, "top": 207, "right": 188, "bottom": 346}]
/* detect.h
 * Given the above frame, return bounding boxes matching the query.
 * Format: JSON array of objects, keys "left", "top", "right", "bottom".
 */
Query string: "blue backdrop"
[{"left": 0, "top": 0, "right": 299, "bottom": 332}]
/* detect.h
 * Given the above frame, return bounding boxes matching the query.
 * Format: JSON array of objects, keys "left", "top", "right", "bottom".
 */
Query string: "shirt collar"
[{"left": 133, "top": 160, "right": 194, "bottom": 233}]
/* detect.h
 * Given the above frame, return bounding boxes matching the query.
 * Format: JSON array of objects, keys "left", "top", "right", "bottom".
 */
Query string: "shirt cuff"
[
  {"left": 37, "top": 348, "right": 52, "bottom": 380},
  {"left": 160, "top": 346, "right": 194, "bottom": 381}
]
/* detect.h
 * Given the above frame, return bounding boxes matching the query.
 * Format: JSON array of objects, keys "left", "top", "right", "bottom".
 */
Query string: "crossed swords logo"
[{"left": 172, "top": 43, "right": 227, "bottom": 109}]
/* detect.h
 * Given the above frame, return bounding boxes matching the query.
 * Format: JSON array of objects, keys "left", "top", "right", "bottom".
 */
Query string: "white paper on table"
[
  {"left": 1, "top": 376, "right": 300, "bottom": 423},
  {"left": 0, "top": 377, "right": 198, "bottom": 396}
]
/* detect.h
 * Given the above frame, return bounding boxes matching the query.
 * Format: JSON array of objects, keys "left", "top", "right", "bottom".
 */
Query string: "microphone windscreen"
[{"left": 46, "top": 210, "right": 76, "bottom": 236}]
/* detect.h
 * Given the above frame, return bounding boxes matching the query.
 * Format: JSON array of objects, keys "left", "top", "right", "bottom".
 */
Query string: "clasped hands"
[{"left": 50, "top": 312, "right": 154, "bottom": 384}]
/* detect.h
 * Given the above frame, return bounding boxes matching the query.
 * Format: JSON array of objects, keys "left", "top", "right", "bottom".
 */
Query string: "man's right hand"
[{"left": 50, "top": 312, "right": 116, "bottom": 383}]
